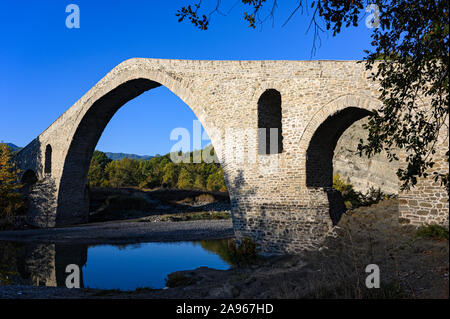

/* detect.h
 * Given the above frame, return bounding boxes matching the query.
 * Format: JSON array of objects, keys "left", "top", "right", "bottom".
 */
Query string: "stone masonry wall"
[
  {"left": 333, "top": 118, "right": 399, "bottom": 195},
  {"left": 397, "top": 126, "right": 449, "bottom": 226}
]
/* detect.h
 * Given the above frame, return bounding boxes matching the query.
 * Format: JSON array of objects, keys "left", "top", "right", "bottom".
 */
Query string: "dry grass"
[{"left": 256, "top": 199, "right": 448, "bottom": 299}]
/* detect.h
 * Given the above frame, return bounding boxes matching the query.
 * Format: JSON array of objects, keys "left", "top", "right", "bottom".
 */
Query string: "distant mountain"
[
  {"left": 104, "top": 152, "right": 153, "bottom": 161},
  {"left": 2, "top": 142, "right": 153, "bottom": 160},
  {"left": 1, "top": 143, "right": 22, "bottom": 153}
]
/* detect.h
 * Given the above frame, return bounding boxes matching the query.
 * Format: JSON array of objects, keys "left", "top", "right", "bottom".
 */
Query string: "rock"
[{"left": 333, "top": 118, "right": 399, "bottom": 195}]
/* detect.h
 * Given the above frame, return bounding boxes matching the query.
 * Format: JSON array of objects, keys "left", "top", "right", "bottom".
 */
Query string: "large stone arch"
[{"left": 54, "top": 61, "right": 228, "bottom": 226}]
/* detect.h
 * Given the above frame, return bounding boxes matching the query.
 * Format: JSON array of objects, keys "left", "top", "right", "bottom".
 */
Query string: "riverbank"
[
  {"left": 88, "top": 187, "right": 231, "bottom": 223},
  {"left": 0, "top": 199, "right": 448, "bottom": 299},
  {"left": 0, "top": 187, "right": 232, "bottom": 231},
  {"left": 0, "top": 219, "right": 234, "bottom": 245}
]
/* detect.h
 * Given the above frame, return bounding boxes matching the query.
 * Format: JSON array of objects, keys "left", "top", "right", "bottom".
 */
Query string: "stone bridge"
[{"left": 14, "top": 59, "right": 449, "bottom": 255}]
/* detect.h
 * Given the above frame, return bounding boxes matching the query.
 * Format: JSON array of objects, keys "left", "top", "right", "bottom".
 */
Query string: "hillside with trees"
[{"left": 87, "top": 144, "right": 227, "bottom": 192}]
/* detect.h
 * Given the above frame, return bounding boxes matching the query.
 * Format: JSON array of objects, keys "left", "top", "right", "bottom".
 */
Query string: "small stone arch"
[
  {"left": 302, "top": 95, "right": 382, "bottom": 225},
  {"left": 45, "top": 144, "right": 52, "bottom": 176},
  {"left": 257, "top": 89, "right": 283, "bottom": 155},
  {"left": 300, "top": 94, "right": 382, "bottom": 148},
  {"left": 21, "top": 169, "right": 38, "bottom": 188},
  {"left": 306, "top": 107, "right": 373, "bottom": 188}
]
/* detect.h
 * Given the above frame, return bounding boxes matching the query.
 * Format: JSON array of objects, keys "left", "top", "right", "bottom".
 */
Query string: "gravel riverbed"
[{"left": 0, "top": 219, "right": 234, "bottom": 245}]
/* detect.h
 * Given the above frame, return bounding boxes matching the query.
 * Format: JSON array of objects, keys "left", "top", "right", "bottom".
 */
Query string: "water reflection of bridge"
[{"left": 0, "top": 242, "right": 87, "bottom": 288}]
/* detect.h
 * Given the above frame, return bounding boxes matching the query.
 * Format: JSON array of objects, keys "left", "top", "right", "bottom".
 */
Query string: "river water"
[{"left": 0, "top": 239, "right": 233, "bottom": 290}]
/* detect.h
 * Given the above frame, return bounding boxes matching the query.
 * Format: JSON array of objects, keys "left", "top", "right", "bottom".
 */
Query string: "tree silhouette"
[
  {"left": 177, "top": 0, "right": 449, "bottom": 191},
  {"left": 0, "top": 143, "right": 23, "bottom": 216}
]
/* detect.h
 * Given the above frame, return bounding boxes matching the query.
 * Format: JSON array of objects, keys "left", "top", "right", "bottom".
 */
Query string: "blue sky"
[{"left": 0, "top": 1, "right": 373, "bottom": 156}]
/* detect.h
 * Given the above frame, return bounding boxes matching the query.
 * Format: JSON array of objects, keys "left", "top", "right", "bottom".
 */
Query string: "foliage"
[
  {"left": 87, "top": 146, "right": 227, "bottom": 192},
  {"left": 416, "top": 224, "right": 449, "bottom": 240},
  {"left": 199, "top": 237, "right": 259, "bottom": 266},
  {"left": 105, "top": 158, "right": 143, "bottom": 188},
  {"left": 87, "top": 150, "right": 112, "bottom": 187},
  {"left": 177, "top": 0, "right": 449, "bottom": 192},
  {"left": 177, "top": 167, "right": 193, "bottom": 189},
  {"left": 162, "top": 162, "right": 179, "bottom": 188},
  {"left": 198, "top": 238, "right": 258, "bottom": 266},
  {"left": 360, "top": 0, "right": 449, "bottom": 192},
  {"left": 227, "top": 237, "right": 258, "bottom": 266},
  {"left": 333, "top": 173, "right": 395, "bottom": 209},
  {"left": 199, "top": 238, "right": 235, "bottom": 265},
  {"left": 193, "top": 174, "right": 205, "bottom": 190},
  {"left": 206, "top": 168, "right": 226, "bottom": 192},
  {"left": 360, "top": 187, "right": 396, "bottom": 207},
  {"left": 0, "top": 242, "right": 22, "bottom": 286},
  {"left": 0, "top": 143, "right": 23, "bottom": 217},
  {"left": 333, "top": 174, "right": 361, "bottom": 209}
]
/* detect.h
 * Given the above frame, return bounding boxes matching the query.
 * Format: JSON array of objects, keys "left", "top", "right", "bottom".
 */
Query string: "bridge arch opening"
[
  {"left": 258, "top": 89, "right": 283, "bottom": 155},
  {"left": 21, "top": 169, "right": 38, "bottom": 186},
  {"left": 306, "top": 107, "right": 372, "bottom": 224},
  {"left": 56, "top": 78, "right": 228, "bottom": 226},
  {"left": 45, "top": 144, "right": 52, "bottom": 176}
]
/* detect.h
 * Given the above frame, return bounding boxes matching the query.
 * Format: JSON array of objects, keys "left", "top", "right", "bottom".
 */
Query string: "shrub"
[
  {"left": 227, "top": 237, "right": 258, "bottom": 266},
  {"left": 195, "top": 193, "right": 215, "bottom": 203},
  {"left": 358, "top": 187, "right": 396, "bottom": 207},
  {"left": 416, "top": 224, "right": 449, "bottom": 240},
  {"left": 333, "top": 174, "right": 360, "bottom": 209},
  {"left": 87, "top": 150, "right": 111, "bottom": 187},
  {"left": 333, "top": 174, "right": 396, "bottom": 209}
]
